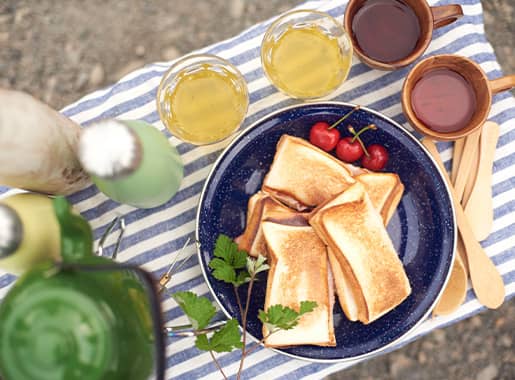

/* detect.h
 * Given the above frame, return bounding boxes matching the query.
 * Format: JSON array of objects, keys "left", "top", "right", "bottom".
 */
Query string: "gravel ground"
[{"left": 0, "top": 1, "right": 513, "bottom": 379}]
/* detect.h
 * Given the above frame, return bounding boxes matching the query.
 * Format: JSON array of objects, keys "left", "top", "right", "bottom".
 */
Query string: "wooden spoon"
[
  {"left": 430, "top": 141, "right": 469, "bottom": 314},
  {"left": 464, "top": 122, "right": 500, "bottom": 241},
  {"left": 453, "top": 129, "right": 481, "bottom": 201},
  {"left": 451, "top": 138, "right": 465, "bottom": 184},
  {"left": 433, "top": 236, "right": 468, "bottom": 316},
  {"left": 462, "top": 140, "right": 480, "bottom": 206},
  {"left": 452, "top": 136, "right": 480, "bottom": 205},
  {"left": 422, "top": 138, "right": 505, "bottom": 309}
]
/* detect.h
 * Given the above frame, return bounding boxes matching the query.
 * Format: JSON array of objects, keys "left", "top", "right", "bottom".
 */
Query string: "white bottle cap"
[
  {"left": 0, "top": 204, "right": 23, "bottom": 258},
  {"left": 78, "top": 120, "right": 142, "bottom": 179}
]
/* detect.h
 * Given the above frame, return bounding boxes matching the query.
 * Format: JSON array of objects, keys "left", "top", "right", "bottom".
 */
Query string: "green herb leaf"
[
  {"left": 235, "top": 270, "right": 251, "bottom": 286},
  {"left": 194, "top": 333, "right": 210, "bottom": 351},
  {"left": 213, "top": 234, "right": 247, "bottom": 269},
  {"left": 209, "top": 257, "right": 236, "bottom": 283},
  {"left": 210, "top": 234, "right": 250, "bottom": 285},
  {"left": 246, "top": 254, "right": 270, "bottom": 276},
  {"left": 194, "top": 319, "right": 243, "bottom": 353},
  {"left": 299, "top": 301, "right": 318, "bottom": 315},
  {"left": 172, "top": 291, "right": 216, "bottom": 330},
  {"left": 259, "top": 301, "right": 318, "bottom": 332},
  {"left": 232, "top": 250, "right": 248, "bottom": 269}
]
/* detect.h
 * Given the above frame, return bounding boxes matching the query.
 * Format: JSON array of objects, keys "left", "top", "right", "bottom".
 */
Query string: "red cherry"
[
  {"left": 361, "top": 144, "right": 389, "bottom": 171},
  {"left": 336, "top": 137, "right": 364, "bottom": 162},
  {"left": 309, "top": 122, "right": 341, "bottom": 151}
]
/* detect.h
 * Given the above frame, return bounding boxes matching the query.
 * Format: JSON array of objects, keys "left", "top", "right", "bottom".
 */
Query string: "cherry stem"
[
  {"left": 351, "top": 123, "right": 377, "bottom": 143},
  {"left": 328, "top": 105, "right": 360, "bottom": 130},
  {"left": 348, "top": 125, "right": 371, "bottom": 157}
]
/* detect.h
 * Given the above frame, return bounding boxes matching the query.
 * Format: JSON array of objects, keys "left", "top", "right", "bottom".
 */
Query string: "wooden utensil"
[
  {"left": 430, "top": 141, "right": 469, "bottom": 315},
  {"left": 433, "top": 238, "right": 467, "bottom": 316},
  {"left": 462, "top": 138, "right": 480, "bottom": 206},
  {"left": 464, "top": 122, "right": 500, "bottom": 241},
  {"left": 422, "top": 138, "right": 505, "bottom": 309},
  {"left": 451, "top": 138, "right": 465, "bottom": 184},
  {"left": 453, "top": 129, "right": 481, "bottom": 201},
  {"left": 452, "top": 136, "right": 480, "bottom": 205}
]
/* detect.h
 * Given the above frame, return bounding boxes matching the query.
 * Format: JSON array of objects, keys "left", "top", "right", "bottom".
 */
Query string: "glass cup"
[
  {"left": 157, "top": 54, "right": 249, "bottom": 145},
  {"left": 261, "top": 10, "right": 353, "bottom": 99}
]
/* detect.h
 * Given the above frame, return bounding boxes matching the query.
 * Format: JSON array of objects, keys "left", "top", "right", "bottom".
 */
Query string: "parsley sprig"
[
  {"left": 172, "top": 291, "right": 216, "bottom": 330},
  {"left": 172, "top": 234, "right": 317, "bottom": 380},
  {"left": 259, "top": 301, "right": 318, "bottom": 332},
  {"left": 209, "top": 234, "right": 251, "bottom": 286}
]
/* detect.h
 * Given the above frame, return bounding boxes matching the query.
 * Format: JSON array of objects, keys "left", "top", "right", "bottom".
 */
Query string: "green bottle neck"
[{"left": 52, "top": 196, "right": 93, "bottom": 262}]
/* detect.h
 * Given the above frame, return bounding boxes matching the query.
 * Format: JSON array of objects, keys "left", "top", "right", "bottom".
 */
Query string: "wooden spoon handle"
[
  {"left": 422, "top": 139, "right": 505, "bottom": 309},
  {"left": 451, "top": 138, "right": 465, "bottom": 184},
  {"left": 462, "top": 140, "right": 480, "bottom": 206},
  {"left": 453, "top": 129, "right": 481, "bottom": 201},
  {"left": 464, "top": 122, "right": 500, "bottom": 241}
]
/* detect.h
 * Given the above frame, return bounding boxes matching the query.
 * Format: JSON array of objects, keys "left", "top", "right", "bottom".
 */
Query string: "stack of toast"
[{"left": 236, "top": 135, "right": 411, "bottom": 347}]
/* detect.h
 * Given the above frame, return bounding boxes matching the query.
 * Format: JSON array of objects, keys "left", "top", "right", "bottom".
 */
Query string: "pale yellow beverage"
[
  {"left": 262, "top": 11, "right": 353, "bottom": 99},
  {"left": 157, "top": 56, "right": 249, "bottom": 145}
]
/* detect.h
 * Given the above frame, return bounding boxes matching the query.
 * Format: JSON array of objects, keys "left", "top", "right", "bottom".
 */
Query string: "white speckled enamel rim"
[{"left": 195, "top": 101, "right": 457, "bottom": 363}]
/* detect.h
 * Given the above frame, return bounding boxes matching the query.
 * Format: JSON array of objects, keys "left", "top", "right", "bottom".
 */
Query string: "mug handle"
[
  {"left": 431, "top": 5, "right": 464, "bottom": 29},
  {"left": 490, "top": 75, "right": 515, "bottom": 95}
]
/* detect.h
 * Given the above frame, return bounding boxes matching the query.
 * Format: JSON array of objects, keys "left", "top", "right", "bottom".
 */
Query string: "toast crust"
[
  {"left": 235, "top": 192, "right": 268, "bottom": 253},
  {"left": 235, "top": 192, "right": 308, "bottom": 257},
  {"left": 355, "top": 172, "right": 404, "bottom": 224},
  {"left": 321, "top": 201, "right": 411, "bottom": 323},
  {"left": 311, "top": 183, "right": 411, "bottom": 324},
  {"left": 384, "top": 181, "right": 404, "bottom": 224},
  {"left": 262, "top": 222, "right": 336, "bottom": 347},
  {"left": 328, "top": 248, "right": 368, "bottom": 322},
  {"left": 262, "top": 135, "right": 355, "bottom": 210}
]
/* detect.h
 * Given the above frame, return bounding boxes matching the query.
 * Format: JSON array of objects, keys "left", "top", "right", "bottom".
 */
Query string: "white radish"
[{"left": 0, "top": 89, "right": 90, "bottom": 195}]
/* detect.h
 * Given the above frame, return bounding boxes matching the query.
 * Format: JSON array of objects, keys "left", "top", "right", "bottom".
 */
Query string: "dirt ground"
[{"left": 0, "top": 1, "right": 514, "bottom": 379}]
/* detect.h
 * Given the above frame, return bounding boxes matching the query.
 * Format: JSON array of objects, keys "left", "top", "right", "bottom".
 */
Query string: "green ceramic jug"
[
  {"left": 0, "top": 197, "right": 165, "bottom": 380},
  {"left": 0, "top": 193, "right": 61, "bottom": 275},
  {"left": 78, "top": 119, "right": 184, "bottom": 208}
]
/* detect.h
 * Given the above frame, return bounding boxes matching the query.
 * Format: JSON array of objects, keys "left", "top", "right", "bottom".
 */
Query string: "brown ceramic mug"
[
  {"left": 401, "top": 54, "right": 515, "bottom": 141},
  {"left": 344, "top": 0, "right": 463, "bottom": 70}
]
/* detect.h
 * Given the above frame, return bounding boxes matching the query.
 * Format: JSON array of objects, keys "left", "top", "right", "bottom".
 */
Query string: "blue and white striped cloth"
[{"left": 1, "top": 0, "right": 514, "bottom": 379}]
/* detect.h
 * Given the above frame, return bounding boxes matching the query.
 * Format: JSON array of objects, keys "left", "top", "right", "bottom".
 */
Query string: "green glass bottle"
[{"left": 0, "top": 198, "right": 163, "bottom": 380}]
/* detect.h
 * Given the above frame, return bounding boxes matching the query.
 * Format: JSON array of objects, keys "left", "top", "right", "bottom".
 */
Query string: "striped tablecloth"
[{"left": 1, "top": 0, "right": 514, "bottom": 379}]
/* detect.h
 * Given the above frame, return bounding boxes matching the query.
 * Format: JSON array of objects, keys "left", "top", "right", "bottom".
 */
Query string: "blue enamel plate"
[{"left": 196, "top": 102, "right": 456, "bottom": 362}]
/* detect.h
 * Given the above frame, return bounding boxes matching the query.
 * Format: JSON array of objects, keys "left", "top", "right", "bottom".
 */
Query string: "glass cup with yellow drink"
[
  {"left": 261, "top": 10, "right": 353, "bottom": 99},
  {"left": 157, "top": 54, "right": 249, "bottom": 145}
]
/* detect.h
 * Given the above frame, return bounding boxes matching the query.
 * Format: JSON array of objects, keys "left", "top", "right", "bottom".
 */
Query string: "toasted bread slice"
[
  {"left": 309, "top": 180, "right": 366, "bottom": 230},
  {"left": 262, "top": 135, "right": 355, "bottom": 211},
  {"left": 235, "top": 192, "right": 308, "bottom": 257},
  {"left": 356, "top": 173, "right": 404, "bottom": 224},
  {"left": 383, "top": 179, "right": 404, "bottom": 224},
  {"left": 235, "top": 192, "right": 268, "bottom": 255},
  {"left": 310, "top": 172, "right": 404, "bottom": 225},
  {"left": 261, "top": 222, "right": 336, "bottom": 347},
  {"left": 310, "top": 183, "right": 411, "bottom": 324},
  {"left": 327, "top": 247, "right": 367, "bottom": 322}
]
